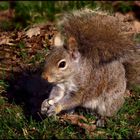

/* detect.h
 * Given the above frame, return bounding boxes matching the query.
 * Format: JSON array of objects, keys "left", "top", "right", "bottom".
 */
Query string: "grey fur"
[{"left": 41, "top": 9, "right": 140, "bottom": 127}]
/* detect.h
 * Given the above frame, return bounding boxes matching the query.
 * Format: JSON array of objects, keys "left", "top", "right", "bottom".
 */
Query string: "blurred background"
[{"left": 0, "top": 1, "right": 140, "bottom": 31}]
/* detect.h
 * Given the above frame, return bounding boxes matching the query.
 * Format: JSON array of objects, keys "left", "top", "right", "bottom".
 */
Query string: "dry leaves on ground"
[
  {"left": 0, "top": 23, "right": 57, "bottom": 79},
  {"left": 60, "top": 114, "right": 96, "bottom": 135},
  {"left": 26, "top": 27, "right": 41, "bottom": 38}
]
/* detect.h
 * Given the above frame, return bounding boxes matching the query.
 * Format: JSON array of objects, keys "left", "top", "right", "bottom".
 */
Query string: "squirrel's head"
[{"left": 42, "top": 34, "right": 81, "bottom": 84}]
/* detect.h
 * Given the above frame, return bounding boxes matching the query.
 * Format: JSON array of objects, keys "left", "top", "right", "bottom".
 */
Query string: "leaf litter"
[{"left": 59, "top": 114, "right": 96, "bottom": 135}]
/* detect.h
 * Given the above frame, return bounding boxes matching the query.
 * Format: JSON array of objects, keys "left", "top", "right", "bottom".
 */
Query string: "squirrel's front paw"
[
  {"left": 47, "top": 103, "right": 63, "bottom": 117},
  {"left": 41, "top": 99, "right": 55, "bottom": 114}
]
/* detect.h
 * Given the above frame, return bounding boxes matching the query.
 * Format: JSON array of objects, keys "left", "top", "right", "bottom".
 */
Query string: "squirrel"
[{"left": 41, "top": 9, "right": 140, "bottom": 127}]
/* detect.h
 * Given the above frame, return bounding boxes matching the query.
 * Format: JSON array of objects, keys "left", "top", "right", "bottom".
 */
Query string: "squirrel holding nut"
[{"left": 41, "top": 9, "right": 140, "bottom": 127}]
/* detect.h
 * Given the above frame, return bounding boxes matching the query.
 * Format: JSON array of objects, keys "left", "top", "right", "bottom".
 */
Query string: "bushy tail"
[{"left": 124, "top": 46, "right": 140, "bottom": 88}]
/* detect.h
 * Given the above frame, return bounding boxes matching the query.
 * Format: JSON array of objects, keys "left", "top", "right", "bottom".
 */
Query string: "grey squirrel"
[{"left": 41, "top": 9, "right": 140, "bottom": 127}]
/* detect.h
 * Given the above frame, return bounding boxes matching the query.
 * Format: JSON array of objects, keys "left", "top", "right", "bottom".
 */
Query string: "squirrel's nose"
[{"left": 41, "top": 73, "right": 48, "bottom": 80}]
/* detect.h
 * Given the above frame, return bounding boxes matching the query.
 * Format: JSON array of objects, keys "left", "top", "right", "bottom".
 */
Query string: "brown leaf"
[
  {"left": 78, "top": 122, "right": 96, "bottom": 133},
  {"left": 60, "top": 114, "right": 88, "bottom": 123},
  {"left": 60, "top": 114, "right": 96, "bottom": 133},
  {"left": 26, "top": 27, "right": 41, "bottom": 38},
  {"left": 0, "top": 36, "right": 14, "bottom": 45}
]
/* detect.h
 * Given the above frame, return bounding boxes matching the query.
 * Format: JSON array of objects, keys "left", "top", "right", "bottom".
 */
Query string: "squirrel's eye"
[{"left": 58, "top": 61, "right": 66, "bottom": 68}]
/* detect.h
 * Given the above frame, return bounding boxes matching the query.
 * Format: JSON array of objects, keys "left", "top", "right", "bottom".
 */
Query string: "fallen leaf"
[
  {"left": 60, "top": 114, "right": 88, "bottom": 123},
  {"left": 0, "top": 36, "right": 14, "bottom": 45},
  {"left": 78, "top": 122, "right": 96, "bottom": 133},
  {"left": 60, "top": 114, "right": 96, "bottom": 134},
  {"left": 26, "top": 27, "right": 41, "bottom": 38},
  {"left": 4, "top": 52, "right": 10, "bottom": 58}
]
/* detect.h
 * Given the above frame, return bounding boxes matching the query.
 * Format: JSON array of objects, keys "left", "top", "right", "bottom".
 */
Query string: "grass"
[
  {"left": 0, "top": 1, "right": 140, "bottom": 139},
  {"left": 0, "top": 95, "right": 84, "bottom": 139},
  {"left": 0, "top": 65, "right": 139, "bottom": 139}
]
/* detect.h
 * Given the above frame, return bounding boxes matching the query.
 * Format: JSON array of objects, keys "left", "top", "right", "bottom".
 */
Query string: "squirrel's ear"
[
  {"left": 67, "top": 37, "right": 80, "bottom": 60},
  {"left": 53, "top": 33, "right": 64, "bottom": 47}
]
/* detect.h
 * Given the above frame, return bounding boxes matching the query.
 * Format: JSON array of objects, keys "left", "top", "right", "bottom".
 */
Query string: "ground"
[{"left": 0, "top": 1, "right": 140, "bottom": 139}]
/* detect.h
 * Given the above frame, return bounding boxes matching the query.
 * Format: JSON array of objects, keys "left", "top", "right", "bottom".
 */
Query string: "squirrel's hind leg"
[{"left": 96, "top": 92, "right": 125, "bottom": 127}]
